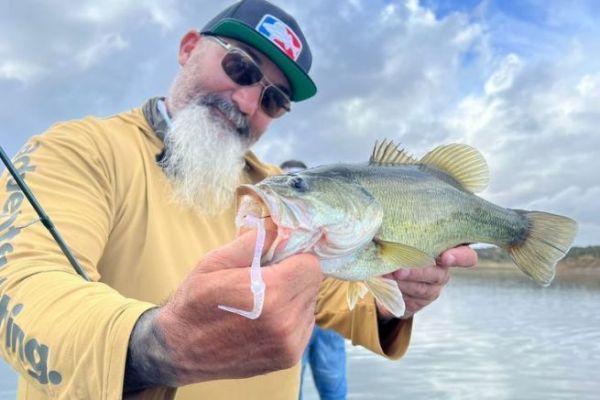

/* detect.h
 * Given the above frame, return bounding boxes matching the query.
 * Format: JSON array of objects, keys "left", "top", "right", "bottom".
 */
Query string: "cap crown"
[{"left": 201, "top": 0, "right": 316, "bottom": 101}]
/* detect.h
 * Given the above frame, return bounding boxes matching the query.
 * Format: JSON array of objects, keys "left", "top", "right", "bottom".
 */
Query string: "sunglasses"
[{"left": 206, "top": 35, "right": 292, "bottom": 119}]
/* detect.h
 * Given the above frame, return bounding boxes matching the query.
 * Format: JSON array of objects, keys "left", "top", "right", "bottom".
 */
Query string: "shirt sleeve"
[
  {"left": 315, "top": 278, "right": 413, "bottom": 359},
  {"left": 0, "top": 123, "right": 157, "bottom": 399}
]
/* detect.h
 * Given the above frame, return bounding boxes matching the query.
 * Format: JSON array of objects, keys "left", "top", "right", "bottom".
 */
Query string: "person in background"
[
  {"left": 281, "top": 159, "right": 348, "bottom": 400},
  {"left": 0, "top": 1, "right": 477, "bottom": 399},
  {"left": 280, "top": 159, "right": 307, "bottom": 174}
]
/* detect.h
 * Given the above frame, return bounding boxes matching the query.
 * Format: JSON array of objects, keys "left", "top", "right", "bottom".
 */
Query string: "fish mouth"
[
  {"left": 236, "top": 185, "right": 277, "bottom": 221},
  {"left": 236, "top": 184, "right": 289, "bottom": 263},
  {"left": 236, "top": 184, "right": 318, "bottom": 263},
  {"left": 236, "top": 184, "right": 313, "bottom": 230}
]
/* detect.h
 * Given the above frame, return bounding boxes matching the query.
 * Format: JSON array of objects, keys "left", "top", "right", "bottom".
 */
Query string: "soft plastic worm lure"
[{"left": 218, "top": 215, "right": 266, "bottom": 319}]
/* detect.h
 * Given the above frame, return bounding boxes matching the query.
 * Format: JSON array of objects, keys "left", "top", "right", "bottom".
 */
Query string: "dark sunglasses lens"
[
  {"left": 222, "top": 52, "right": 262, "bottom": 86},
  {"left": 262, "top": 86, "right": 290, "bottom": 118}
]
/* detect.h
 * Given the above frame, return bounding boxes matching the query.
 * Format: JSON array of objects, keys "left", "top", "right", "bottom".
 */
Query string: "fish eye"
[{"left": 288, "top": 176, "right": 308, "bottom": 192}]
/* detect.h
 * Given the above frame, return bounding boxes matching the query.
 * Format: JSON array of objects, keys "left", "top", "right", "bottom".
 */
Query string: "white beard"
[{"left": 161, "top": 101, "right": 250, "bottom": 216}]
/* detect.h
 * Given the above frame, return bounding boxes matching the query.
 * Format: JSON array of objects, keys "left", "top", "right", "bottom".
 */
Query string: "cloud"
[
  {"left": 436, "top": 32, "right": 599, "bottom": 246},
  {"left": 75, "top": 34, "right": 129, "bottom": 69},
  {"left": 0, "top": 61, "right": 43, "bottom": 83},
  {"left": 0, "top": 1, "right": 181, "bottom": 84},
  {"left": 258, "top": 0, "right": 484, "bottom": 164},
  {"left": 484, "top": 53, "right": 522, "bottom": 95},
  {"left": 70, "top": 1, "right": 179, "bottom": 30},
  {"left": 576, "top": 73, "right": 600, "bottom": 97}
]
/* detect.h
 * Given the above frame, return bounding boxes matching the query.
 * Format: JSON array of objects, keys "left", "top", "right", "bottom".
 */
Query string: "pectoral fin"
[
  {"left": 347, "top": 281, "right": 369, "bottom": 311},
  {"left": 365, "top": 277, "right": 406, "bottom": 318},
  {"left": 375, "top": 238, "right": 435, "bottom": 268}
]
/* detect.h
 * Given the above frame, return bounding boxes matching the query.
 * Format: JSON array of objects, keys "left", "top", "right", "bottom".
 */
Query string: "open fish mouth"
[
  {"left": 236, "top": 185, "right": 277, "bottom": 222},
  {"left": 235, "top": 184, "right": 290, "bottom": 262},
  {"left": 236, "top": 184, "right": 320, "bottom": 263},
  {"left": 236, "top": 184, "right": 312, "bottom": 230}
]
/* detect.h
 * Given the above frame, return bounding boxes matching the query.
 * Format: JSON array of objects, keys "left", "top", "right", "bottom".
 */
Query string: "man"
[{"left": 0, "top": 1, "right": 476, "bottom": 399}]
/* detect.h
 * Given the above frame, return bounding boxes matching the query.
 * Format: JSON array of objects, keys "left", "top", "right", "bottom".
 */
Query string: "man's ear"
[{"left": 178, "top": 31, "right": 202, "bottom": 65}]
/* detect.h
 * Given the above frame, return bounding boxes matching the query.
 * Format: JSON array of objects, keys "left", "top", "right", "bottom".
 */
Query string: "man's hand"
[
  {"left": 377, "top": 245, "right": 477, "bottom": 320},
  {"left": 124, "top": 229, "right": 323, "bottom": 392}
]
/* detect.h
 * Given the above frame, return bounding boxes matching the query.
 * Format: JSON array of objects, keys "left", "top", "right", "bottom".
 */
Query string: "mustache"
[{"left": 197, "top": 94, "right": 250, "bottom": 138}]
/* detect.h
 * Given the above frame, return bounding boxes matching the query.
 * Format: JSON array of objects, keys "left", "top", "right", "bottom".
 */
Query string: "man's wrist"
[
  {"left": 123, "top": 307, "right": 180, "bottom": 394},
  {"left": 375, "top": 301, "right": 408, "bottom": 349}
]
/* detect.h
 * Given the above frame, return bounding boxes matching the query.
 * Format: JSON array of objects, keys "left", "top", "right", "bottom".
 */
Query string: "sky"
[{"left": 0, "top": 0, "right": 598, "bottom": 246}]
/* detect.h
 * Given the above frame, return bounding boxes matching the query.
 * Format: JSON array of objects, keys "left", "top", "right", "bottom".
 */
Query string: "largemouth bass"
[{"left": 236, "top": 141, "right": 578, "bottom": 318}]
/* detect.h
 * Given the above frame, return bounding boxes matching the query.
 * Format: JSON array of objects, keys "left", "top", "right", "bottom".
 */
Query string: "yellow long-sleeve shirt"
[{"left": 0, "top": 103, "right": 412, "bottom": 399}]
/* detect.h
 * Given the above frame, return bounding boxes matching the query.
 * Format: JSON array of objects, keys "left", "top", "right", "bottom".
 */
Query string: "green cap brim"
[{"left": 209, "top": 20, "right": 317, "bottom": 102}]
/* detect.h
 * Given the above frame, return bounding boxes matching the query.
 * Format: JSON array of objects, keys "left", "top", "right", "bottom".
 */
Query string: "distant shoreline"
[
  {"left": 471, "top": 245, "right": 600, "bottom": 286},
  {"left": 452, "top": 258, "right": 600, "bottom": 289}
]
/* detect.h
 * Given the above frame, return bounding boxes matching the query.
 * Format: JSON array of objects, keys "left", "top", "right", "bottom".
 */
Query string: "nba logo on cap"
[{"left": 256, "top": 14, "right": 303, "bottom": 61}]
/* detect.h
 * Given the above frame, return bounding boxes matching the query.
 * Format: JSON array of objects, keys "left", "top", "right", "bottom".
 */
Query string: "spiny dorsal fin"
[
  {"left": 369, "top": 139, "right": 418, "bottom": 165},
  {"left": 419, "top": 144, "right": 489, "bottom": 193}
]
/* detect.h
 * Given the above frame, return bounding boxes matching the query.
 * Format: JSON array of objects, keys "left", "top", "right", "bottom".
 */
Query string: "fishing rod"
[{"left": 0, "top": 145, "right": 91, "bottom": 281}]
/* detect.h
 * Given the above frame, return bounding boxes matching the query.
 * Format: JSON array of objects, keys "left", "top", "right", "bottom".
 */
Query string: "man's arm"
[
  {"left": 123, "top": 229, "right": 323, "bottom": 394},
  {"left": 0, "top": 132, "right": 159, "bottom": 398}
]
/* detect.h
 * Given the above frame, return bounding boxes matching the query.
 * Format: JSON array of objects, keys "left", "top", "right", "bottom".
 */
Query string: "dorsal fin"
[
  {"left": 369, "top": 139, "right": 418, "bottom": 165},
  {"left": 419, "top": 144, "right": 489, "bottom": 193}
]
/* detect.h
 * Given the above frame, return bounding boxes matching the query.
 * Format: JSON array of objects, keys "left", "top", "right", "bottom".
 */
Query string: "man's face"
[
  {"left": 161, "top": 32, "right": 292, "bottom": 216},
  {"left": 169, "top": 32, "right": 291, "bottom": 145}
]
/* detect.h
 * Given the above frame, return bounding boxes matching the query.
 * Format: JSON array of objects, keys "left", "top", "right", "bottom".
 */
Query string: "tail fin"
[{"left": 508, "top": 211, "right": 578, "bottom": 286}]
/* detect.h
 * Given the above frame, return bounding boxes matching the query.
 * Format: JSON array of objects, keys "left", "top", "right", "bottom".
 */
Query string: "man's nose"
[{"left": 231, "top": 84, "right": 263, "bottom": 117}]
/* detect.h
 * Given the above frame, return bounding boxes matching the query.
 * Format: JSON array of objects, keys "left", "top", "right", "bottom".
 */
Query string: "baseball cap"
[{"left": 201, "top": 0, "right": 316, "bottom": 102}]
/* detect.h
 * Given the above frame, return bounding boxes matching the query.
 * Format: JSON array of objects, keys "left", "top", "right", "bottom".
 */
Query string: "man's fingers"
[
  {"left": 397, "top": 279, "right": 440, "bottom": 300},
  {"left": 205, "top": 252, "right": 322, "bottom": 314},
  {"left": 437, "top": 245, "right": 478, "bottom": 268},
  {"left": 198, "top": 229, "right": 277, "bottom": 273},
  {"left": 392, "top": 266, "right": 450, "bottom": 285},
  {"left": 386, "top": 245, "right": 476, "bottom": 282},
  {"left": 263, "top": 253, "right": 323, "bottom": 298}
]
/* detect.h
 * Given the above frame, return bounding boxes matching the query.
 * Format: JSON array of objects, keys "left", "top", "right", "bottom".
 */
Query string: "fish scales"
[{"left": 353, "top": 164, "right": 529, "bottom": 256}]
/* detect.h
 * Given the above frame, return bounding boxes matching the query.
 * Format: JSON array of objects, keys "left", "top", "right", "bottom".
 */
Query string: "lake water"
[{"left": 2, "top": 268, "right": 600, "bottom": 399}]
